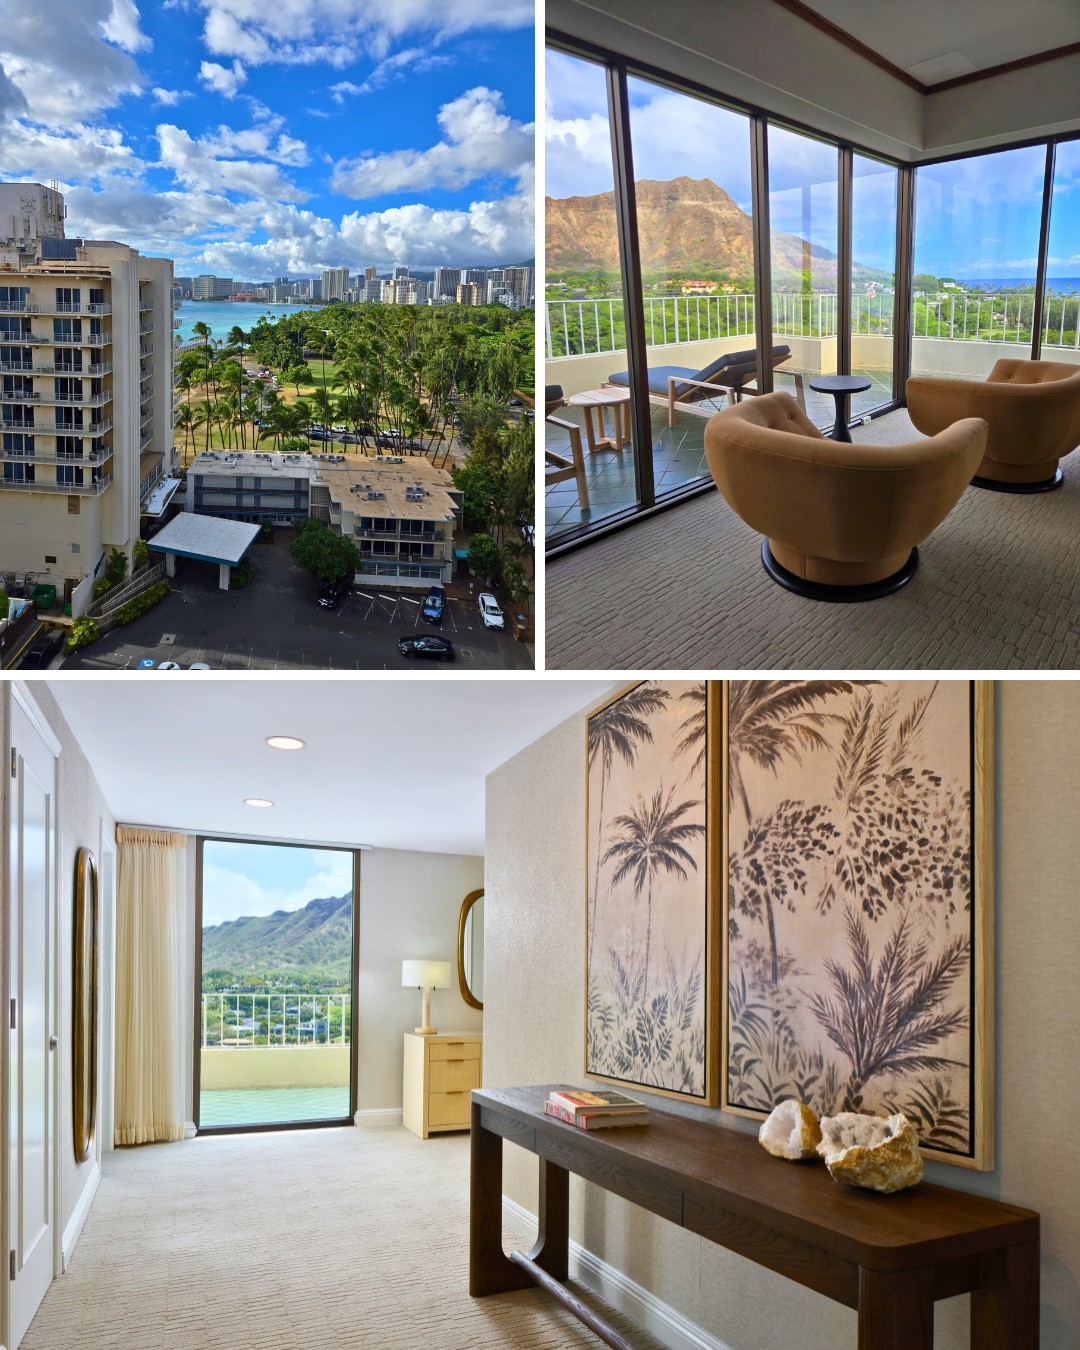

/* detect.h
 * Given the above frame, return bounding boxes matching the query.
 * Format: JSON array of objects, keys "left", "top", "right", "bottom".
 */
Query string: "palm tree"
[
  {"left": 174, "top": 403, "right": 195, "bottom": 466},
  {"left": 587, "top": 685, "right": 670, "bottom": 987},
  {"left": 675, "top": 683, "right": 707, "bottom": 775},
  {"left": 602, "top": 785, "right": 706, "bottom": 999},
  {"left": 727, "top": 681, "right": 858, "bottom": 822}
]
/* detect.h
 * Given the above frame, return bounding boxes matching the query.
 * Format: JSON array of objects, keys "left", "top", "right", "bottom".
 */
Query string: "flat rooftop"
[
  {"left": 147, "top": 512, "right": 260, "bottom": 566},
  {"left": 190, "top": 450, "right": 319, "bottom": 478},
  {"left": 315, "top": 457, "right": 460, "bottom": 522}
]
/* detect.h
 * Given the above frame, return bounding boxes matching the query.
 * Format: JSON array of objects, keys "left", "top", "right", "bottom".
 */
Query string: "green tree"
[
  {"left": 452, "top": 463, "right": 506, "bottom": 531},
  {"left": 466, "top": 533, "right": 502, "bottom": 588},
  {"left": 289, "top": 522, "right": 360, "bottom": 583}
]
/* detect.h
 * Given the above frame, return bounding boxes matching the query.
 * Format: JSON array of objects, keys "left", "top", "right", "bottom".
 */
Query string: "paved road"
[{"left": 63, "top": 535, "right": 533, "bottom": 671}]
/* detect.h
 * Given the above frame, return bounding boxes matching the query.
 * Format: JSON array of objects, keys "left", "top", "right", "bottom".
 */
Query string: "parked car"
[
  {"left": 399, "top": 634, "right": 455, "bottom": 662},
  {"left": 478, "top": 592, "right": 505, "bottom": 630},
  {"left": 188, "top": 662, "right": 212, "bottom": 670},
  {"left": 318, "top": 576, "right": 351, "bottom": 609},
  {"left": 157, "top": 660, "right": 183, "bottom": 670},
  {"left": 19, "top": 627, "right": 64, "bottom": 669},
  {"left": 421, "top": 585, "right": 445, "bottom": 625}
]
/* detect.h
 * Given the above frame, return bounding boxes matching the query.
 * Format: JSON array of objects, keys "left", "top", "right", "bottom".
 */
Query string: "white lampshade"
[{"left": 401, "top": 959, "right": 452, "bottom": 989}]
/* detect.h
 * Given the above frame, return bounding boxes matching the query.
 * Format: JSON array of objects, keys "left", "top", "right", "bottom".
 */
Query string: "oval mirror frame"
[
  {"left": 73, "top": 846, "right": 99, "bottom": 1164},
  {"left": 457, "top": 888, "right": 484, "bottom": 1011}
]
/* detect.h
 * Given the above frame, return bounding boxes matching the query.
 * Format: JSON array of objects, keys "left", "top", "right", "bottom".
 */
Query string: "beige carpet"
[
  {"left": 546, "top": 409, "right": 1080, "bottom": 670},
  {"left": 24, "top": 1127, "right": 664, "bottom": 1350}
]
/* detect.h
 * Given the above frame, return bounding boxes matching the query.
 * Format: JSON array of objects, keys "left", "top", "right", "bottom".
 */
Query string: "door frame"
[
  {"left": 2, "top": 681, "right": 63, "bottom": 1350},
  {"left": 192, "top": 837, "right": 361, "bottom": 1136}
]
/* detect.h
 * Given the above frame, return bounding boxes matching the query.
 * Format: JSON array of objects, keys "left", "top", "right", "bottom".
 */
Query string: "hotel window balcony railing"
[
  {"left": 0, "top": 473, "right": 112, "bottom": 495},
  {"left": 0, "top": 389, "right": 38, "bottom": 402},
  {"left": 200, "top": 992, "right": 351, "bottom": 1049},
  {"left": 2, "top": 359, "right": 113, "bottom": 376},
  {"left": 32, "top": 390, "right": 112, "bottom": 408},
  {"left": 140, "top": 343, "right": 153, "bottom": 357},
  {"left": 24, "top": 331, "right": 112, "bottom": 346},
  {"left": 140, "top": 321, "right": 154, "bottom": 334},
  {"left": 544, "top": 289, "right": 1080, "bottom": 360},
  {"left": 0, "top": 444, "right": 111, "bottom": 466},
  {"left": 0, "top": 416, "right": 35, "bottom": 429},
  {"left": 36, "top": 302, "right": 112, "bottom": 316},
  {"left": 173, "top": 317, "right": 182, "bottom": 329},
  {"left": 141, "top": 365, "right": 153, "bottom": 380},
  {"left": 140, "top": 429, "right": 152, "bottom": 447},
  {"left": 0, "top": 359, "right": 33, "bottom": 372}
]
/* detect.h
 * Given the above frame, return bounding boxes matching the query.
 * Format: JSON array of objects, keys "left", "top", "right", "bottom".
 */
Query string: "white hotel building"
[{"left": 0, "top": 183, "right": 178, "bottom": 615}]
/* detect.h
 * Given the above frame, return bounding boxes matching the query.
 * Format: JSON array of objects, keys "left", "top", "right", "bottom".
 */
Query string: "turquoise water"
[{"left": 176, "top": 299, "right": 324, "bottom": 341}]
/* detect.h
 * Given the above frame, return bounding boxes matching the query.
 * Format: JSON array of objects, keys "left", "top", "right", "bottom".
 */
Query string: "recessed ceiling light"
[
  {"left": 243, "top": 798, "right": 274, "bottom": 808},
  {"left": 265, "top": 735, "right": 305, "bottom": 751}
]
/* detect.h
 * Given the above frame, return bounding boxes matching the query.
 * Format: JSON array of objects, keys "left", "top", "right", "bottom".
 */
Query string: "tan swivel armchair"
[
  {"left": 704, "top": 392, "right": 987, "bottom": 600},
  {"left": 907, "top": 359, "right": 1080, "bottom": 492}
]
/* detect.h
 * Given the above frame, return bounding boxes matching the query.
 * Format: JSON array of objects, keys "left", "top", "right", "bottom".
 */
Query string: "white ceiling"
[
  {"left": 798, "top": 0, "right": 1077, "bottom": 82},
  {"left": 45, "top": 678, "right": 614, "bottom": 857}
]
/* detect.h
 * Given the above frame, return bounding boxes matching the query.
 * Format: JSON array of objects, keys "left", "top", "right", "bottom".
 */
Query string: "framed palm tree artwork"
[
  {"left": 722, "top": 680, "right": 994, "bottom": 1170},
  {"left": 586, "top": 680, "right": 720, "bottom": 1104}
]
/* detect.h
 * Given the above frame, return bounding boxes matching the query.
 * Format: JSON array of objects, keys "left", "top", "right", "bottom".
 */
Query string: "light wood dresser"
[{"left": 402, "top": 1031, "right": 482, "bottom": 1139}]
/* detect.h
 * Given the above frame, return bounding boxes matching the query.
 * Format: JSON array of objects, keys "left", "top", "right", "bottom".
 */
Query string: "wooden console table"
[{"left": 470, "top": 1086, "right": 1039, "bottom": 1350}]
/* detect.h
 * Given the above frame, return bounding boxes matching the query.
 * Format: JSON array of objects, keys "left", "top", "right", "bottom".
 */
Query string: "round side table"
[{"left": 808, "top": 375, "right": 872, "bottom": 442}]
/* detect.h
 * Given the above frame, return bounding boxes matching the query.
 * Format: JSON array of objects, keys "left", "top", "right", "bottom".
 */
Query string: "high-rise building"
[
  {"left": 0, "top": 182, "right": 178, "bottom": 616},
  {"left": 392, "top": 265, "right": 410, "bottom": 280},
  {"left": 363, "top": 279, "right": 384, "bottom": 303},
  {"left": 433, "top": 267, "right": 462, "bottom": 300},
  {"left": 192, "top": 274, "right": 232, "bottom": 300},
  {"left": 321, "top": 266, "right": 350, "bottom": 302},
  {"left": 364, "top": 266, "right": 378, "bottom": 282},
  {"left": 456, "top": 282, "right": 484, "bottom": 307},
  {"left": 387, "top": 279, "right": 424, "bottom": 305}
]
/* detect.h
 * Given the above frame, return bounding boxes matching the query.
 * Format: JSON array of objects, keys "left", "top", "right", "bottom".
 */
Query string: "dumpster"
[{"left": 30, "top": 583, "right": 56, "bottom": 611}]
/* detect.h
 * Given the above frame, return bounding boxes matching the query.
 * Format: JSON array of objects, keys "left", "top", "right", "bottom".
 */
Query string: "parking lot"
[{"left": 62, "top": 533, "right": 533, "bottom": 671}]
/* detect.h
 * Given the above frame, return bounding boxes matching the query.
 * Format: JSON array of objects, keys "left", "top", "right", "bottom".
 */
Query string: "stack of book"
[{"left": 543, "top": 1088, "right": 650, "bottom": 1130}]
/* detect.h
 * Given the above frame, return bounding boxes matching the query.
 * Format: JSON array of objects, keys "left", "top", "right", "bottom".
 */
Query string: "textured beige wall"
[{"left": 485, "top": 681, "right": 1080, "bottom": 1349}]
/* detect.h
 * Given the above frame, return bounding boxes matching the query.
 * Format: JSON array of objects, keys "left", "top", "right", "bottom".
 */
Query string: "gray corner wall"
[{"left": 484, "top": 681, "right": 1080, "bottom": 1350}]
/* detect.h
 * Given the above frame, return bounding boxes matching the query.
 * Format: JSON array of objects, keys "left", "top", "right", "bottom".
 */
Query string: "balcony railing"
[
  {"left": 0, "top": 473, "right": 112, "bottom": 495},
  {"left": 0, "top": 359, "right": 112, "bottom": 375},
  {"left": 545, "top": 290, "right": 1080, "bottom": 358},
  {"left": 25, "top": 332, "right": 111, "bottom": 346},
  {"left": 6, "top": 389, "right": 112, "bottom": 408},
  {"left": 0, "top": 445, "right": 111, "bottom": 466},
  {"left": 201, "top": 992, "right": 351, "bottom": 1048}
]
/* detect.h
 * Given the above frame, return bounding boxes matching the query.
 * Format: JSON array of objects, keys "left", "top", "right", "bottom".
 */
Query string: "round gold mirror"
[
  {"left": 73, "top": 847, "right": 99, "bottom": 1164},
  {"left": 457, "top": 888, "right": 484, "bottom": 1010}
]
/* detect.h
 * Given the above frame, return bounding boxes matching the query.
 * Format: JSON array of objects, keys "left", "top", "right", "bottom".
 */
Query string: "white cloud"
[
  {"left": 0, "top": 119, "right": 144, "bottom": 187},
  {"left": 152, "top": 86, "right": 190, "bottom": 106},
  {"left": 202, "top": 855, "right": 354, "bottom": 925},
  {"left": 199, "top": 58, "right": 247, "bottom": 98},
  {"left": 190, "top": 0, "right": 532, "bottom": 67},
  {"left": 332, "top": 86, "right": 532, "bottom": 199},
  {"left": 157, "top": 122, "right": 309, "bottom": 203},
  {"left": 330, "top": 48, "right": 453, "bottom": 101},
  {"left": 102, "top": 0, "right": 152, "bottom": 53},
  {"left": 1, "top": 0, "right": 144, "bottom": 121}
]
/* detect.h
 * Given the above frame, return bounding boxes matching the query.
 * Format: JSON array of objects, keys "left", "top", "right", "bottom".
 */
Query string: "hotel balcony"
[
  {"left": 0, "top": 443, "right": 111, "bottom": 465},
  {"left": 140, "top": 343, "right": 153, "bottom": 357},
  {"left": 14, "top": 418, "right": 114, "bottom": 437},
  {"left": 0, "top": 358, "right": 113, "bottom": 376},
  {"left": 140, "top": 321, "right": 154, "bottom": 334},
  {"left": 545, "top": 290, "right": 1080, "bottom": 541},
  {"left": 199, "top": 991, "right": 351, "bottom": 1126},
  {"left": 0, "top": 473, "right": 113, "bottom": 495},
  {"left": 24, "top": 331, "right": 112, "bottom": 346},
  {"left": 1, "top": 389, "right": 112, "bottom": 408}
]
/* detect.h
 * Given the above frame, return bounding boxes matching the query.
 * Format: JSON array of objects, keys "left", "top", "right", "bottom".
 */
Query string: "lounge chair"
[
  {"left": 704, "top": 391, "right": 987, "bottom": 601},
  {"left": 607, "top": 344, "right": 803, "bottom": 427},
  {"left": 544, "top": 385, "right": 590, "bottom": 511},
  {"left": 907, "top": 359, "right": 1080, "bottom": 491}
]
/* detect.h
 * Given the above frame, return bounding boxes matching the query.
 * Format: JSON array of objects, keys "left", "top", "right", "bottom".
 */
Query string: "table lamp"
[{"left": 402, "top": 959, "right": 452, "bottom": 1035}]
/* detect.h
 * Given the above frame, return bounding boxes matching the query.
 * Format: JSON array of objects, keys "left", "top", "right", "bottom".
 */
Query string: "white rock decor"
[
  {"left": 758, "top": 1099, "right": 823, "bottom": 1160},
  {"left": 816, "top": 1112, "right": 924, "bottom": 1193}
]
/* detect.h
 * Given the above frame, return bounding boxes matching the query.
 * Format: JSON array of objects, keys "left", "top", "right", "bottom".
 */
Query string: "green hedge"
[
  {"left": 113, "top": 581, "right": 170, "bottom": 625},
  {"left": 93, "top": 576, "right": 116, "bottom": 600},
  {"left": 229, "top": 559, "right": 255, "bottom": 589},
  {"left": 65, "top": 616, "right": 100, "bottom": 653}
]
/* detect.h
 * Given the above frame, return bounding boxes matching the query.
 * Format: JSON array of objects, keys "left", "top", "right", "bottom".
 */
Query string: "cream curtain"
[{"left": 114, "top": 826, "right": 187, "bottom": 1145}]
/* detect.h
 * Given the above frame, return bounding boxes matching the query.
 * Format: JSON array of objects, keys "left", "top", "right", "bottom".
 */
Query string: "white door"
[{"left": 7, "top": 690, "right": 60, "bottom": 1349}]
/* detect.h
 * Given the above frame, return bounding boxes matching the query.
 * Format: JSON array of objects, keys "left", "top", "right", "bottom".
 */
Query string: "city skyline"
[{"left": 0, "top": 1, "right": 534, "bottom": 275}]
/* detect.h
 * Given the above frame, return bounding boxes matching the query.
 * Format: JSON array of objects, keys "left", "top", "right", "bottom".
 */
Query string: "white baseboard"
[
  {"left": 353, "top": 1108, "right": 403, "bottom": 1128},
  {"left": 502, "top": 1197, "right": 733, "bottom": 1350},
  {"left": 62, "top": 1163, "right": 100, "bottom": 1271},
  {"left": 184, "top": 1120, "right": 197, "bottom": 1140}
]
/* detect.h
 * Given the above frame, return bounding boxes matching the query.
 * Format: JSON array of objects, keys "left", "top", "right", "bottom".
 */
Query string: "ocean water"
[{"left": 175, "top": 299, "right": 324, "bottom": 341}]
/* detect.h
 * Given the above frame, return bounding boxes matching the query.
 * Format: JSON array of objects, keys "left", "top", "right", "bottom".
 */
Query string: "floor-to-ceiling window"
[
  {"left": 911, "top": 144, "right": 1048, "bottom": 380},
  {"left": 851, "top": 154, "right": 899, "bottom": 405},
  {"left": 195, "top": 839, "right": 357, "bottom": 1132},
  {"left": 767, "top": 125, "right": 840, "bottom": 429},
  {"left": 1042, "top": 138, "right": 1080, "bottom": 368}
]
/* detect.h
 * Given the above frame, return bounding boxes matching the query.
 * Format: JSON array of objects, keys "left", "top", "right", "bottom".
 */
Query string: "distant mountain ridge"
[
  {"left": 203, "top": 893, "right": 352, "bottom": 981},
  {"left": 547, "top": 176, "right": 882, "bottom": 284}
]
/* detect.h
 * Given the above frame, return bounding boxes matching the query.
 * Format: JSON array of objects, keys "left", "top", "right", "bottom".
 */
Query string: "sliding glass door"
[{"left": 195, "top": 839, "right": 358, "bottom": 1132}]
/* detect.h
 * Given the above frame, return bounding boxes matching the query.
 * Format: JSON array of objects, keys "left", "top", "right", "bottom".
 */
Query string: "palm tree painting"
[
  {"left": 587, "top": 681, "right": 718, "bottom": 1102},
  {"left": 723, "top": 680, "right": 993, "bottom": 1168}
]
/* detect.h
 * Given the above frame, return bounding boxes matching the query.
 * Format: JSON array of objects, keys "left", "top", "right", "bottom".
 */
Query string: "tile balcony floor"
[
  {"left": 546, "top": 368, "right": 893, "bottom": 542},
  {"left": 200, "top": 1086, "right": 351, "bottom": 1128}
]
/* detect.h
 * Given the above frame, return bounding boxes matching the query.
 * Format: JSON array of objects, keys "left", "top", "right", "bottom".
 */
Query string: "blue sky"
[
  {"left": 0, "top": 0, "right": 534, "bottom": 277},
  {"left": 202, "top": 841, "right": 353, "bottom": 928},
  {"left": 546, "top": 49, "right": 1080, "bottom": 282}
]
